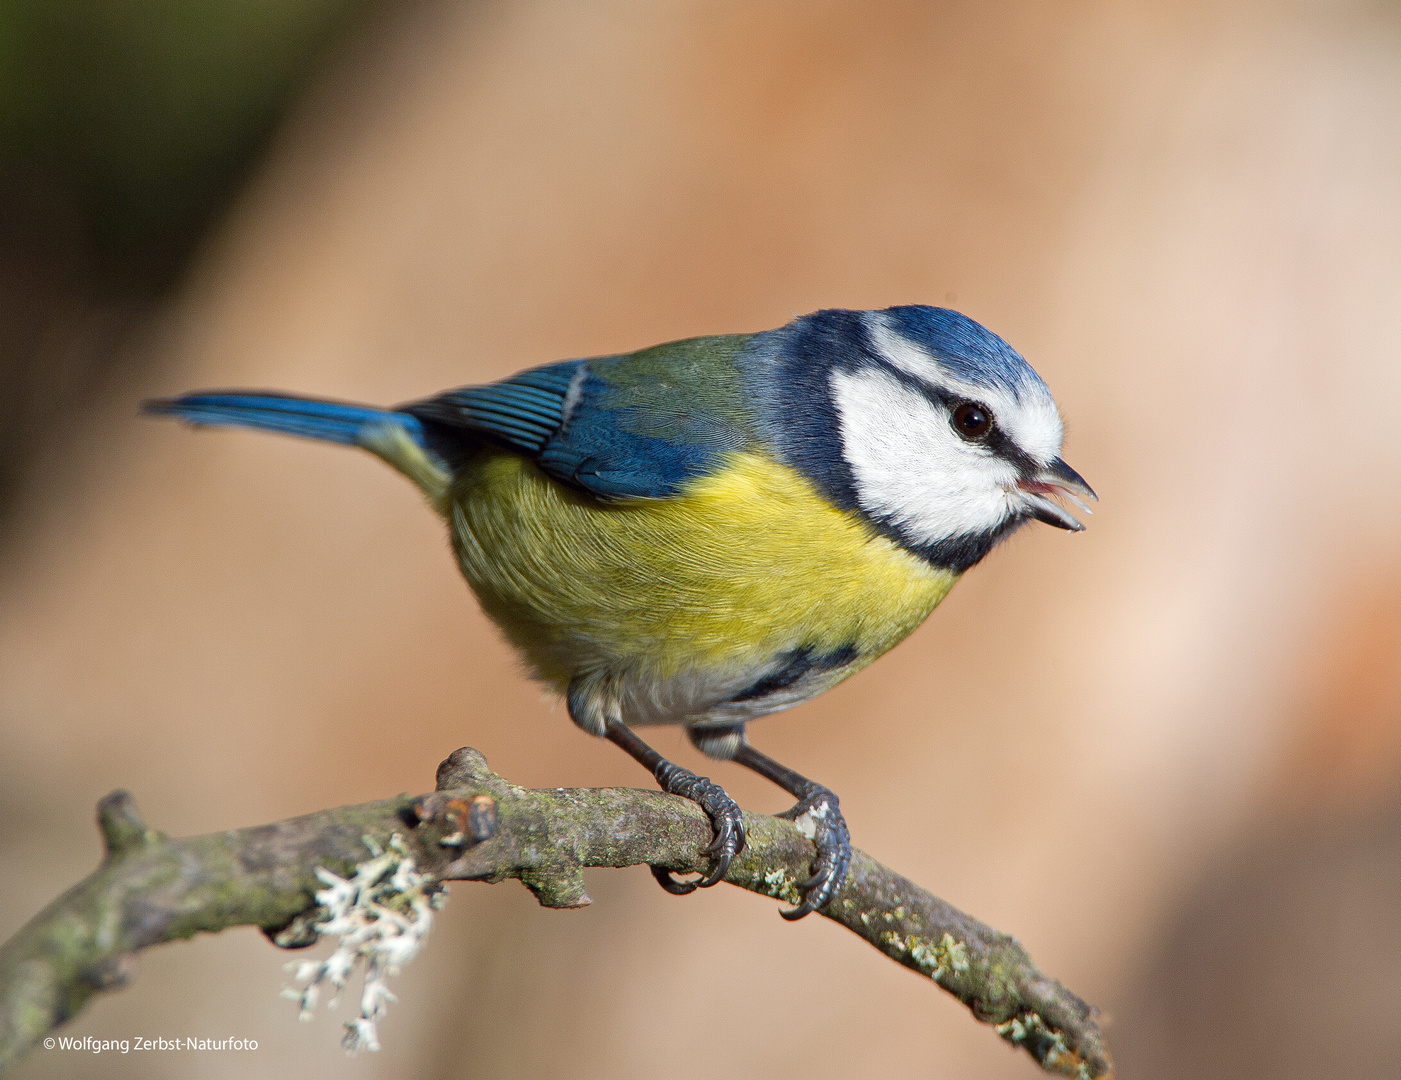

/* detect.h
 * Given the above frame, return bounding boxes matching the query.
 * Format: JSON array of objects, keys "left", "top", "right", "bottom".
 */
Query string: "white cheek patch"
[
  {"left": 831, "top": 367, "right": 1020, "bottom": 545},
  {"left": 865, "top": 315, "right": 1065, "bottom": 466}
]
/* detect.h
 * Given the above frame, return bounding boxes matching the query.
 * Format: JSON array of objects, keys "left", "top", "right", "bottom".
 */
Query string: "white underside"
[{"left": 565, "top": 652, "right": 858, "bottom": 737}]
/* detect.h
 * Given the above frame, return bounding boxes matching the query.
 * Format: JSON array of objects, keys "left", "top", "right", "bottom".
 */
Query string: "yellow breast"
[{"left": 445, "top": 448, "right": 959, "bottom": 704}]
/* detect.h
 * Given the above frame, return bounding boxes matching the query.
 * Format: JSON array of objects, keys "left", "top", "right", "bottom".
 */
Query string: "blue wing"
[{"left": 406, "top": 336, "right": 759, "bottom": 499}]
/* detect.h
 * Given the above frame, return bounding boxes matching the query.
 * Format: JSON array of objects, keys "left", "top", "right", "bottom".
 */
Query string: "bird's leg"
[
  {"left": 690, "top": 725, "right": 850, "bottom": 920},
  {"left": 603, "top": 719, "right": 746, "bottom": 893},
  {"left": 737, "top": 744, "right": 851, "bottom": 920}
]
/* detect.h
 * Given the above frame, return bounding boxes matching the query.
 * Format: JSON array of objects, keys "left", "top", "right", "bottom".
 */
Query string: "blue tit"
[{"left": 146, "top": 305, "right": 1094, "bottom": 918}]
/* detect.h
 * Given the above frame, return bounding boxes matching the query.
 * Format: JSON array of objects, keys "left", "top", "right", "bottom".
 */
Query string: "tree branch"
[{"left": 0, "top": 747, "right": 1113, "bottom": 1078}]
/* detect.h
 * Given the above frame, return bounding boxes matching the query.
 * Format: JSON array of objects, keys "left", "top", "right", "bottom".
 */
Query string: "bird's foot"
[
  {"left": 776, "top": 786, "right": 850, "bottom": 919},
  {"left": 650, "top": 761, "right": 746, "bottom": 894}
]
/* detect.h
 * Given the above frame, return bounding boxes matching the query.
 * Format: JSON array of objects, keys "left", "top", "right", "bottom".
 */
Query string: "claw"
[
  {"left": 649, "top": 854, "right": 728, "bottom": 894},
  {"left": 776, "top": 788, "right": 850, "bottom": 919},
  {"left": 650, "top": 762, "right": 746, "bottom": 894},
  {"left": 650, "top": 864, "right": 701, "bottom": 895},
  {"left": 696, "top": 858, "right": 730, "bottom": 889}
]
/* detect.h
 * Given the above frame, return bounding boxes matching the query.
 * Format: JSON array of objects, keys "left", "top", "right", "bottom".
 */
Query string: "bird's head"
[{"left": 767, "top": 306, "right": 1094, "bottom": 573}]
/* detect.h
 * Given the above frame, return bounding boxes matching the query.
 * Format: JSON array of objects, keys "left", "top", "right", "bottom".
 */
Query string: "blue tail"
[{"left": 143, "top": 392, "right": 427, "bottom": 448}]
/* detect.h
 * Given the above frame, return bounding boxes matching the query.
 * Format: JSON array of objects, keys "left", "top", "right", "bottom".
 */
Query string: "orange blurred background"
[{"left": 3, "top": 2, "right": 1401, "bottom": 1077}]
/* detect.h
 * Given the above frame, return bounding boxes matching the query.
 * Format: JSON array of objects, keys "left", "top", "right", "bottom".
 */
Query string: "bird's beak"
[{"left": 1017, "top": 457, "right": 1097, "bottom": 532}]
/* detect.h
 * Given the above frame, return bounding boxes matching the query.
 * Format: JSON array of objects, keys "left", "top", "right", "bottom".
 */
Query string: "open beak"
[{"left": 1017, "top": 457, "right": 1097, "bottom": 532}]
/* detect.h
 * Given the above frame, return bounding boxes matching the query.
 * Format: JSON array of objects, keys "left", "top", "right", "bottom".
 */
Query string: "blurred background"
[{"left": 2, "top": 1, "right": 1399, "bottom": 1076}]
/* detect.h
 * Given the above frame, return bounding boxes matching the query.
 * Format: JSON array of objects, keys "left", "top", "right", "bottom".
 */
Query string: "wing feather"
[{"left": 403, "top": 337, "right": 758, "bottom": 499}]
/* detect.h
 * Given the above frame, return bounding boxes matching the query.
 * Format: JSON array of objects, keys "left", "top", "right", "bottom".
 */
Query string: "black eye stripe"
[
  {"left": 877, "top": 369, "right": 987, "bottom": 426},
  {"left": 869, "top": 364, "right": 1040, "bottom": 473}
]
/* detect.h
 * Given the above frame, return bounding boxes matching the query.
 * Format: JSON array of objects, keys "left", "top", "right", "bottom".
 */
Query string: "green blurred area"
[
  {"left": 0, "top": 0, "right": 373, "bottom": 278},
  {"left": 0, "top": 0, "right": 375, "bottom": 517}
]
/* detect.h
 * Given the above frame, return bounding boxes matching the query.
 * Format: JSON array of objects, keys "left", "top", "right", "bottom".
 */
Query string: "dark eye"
[{"left": 952, "top": 401, "right": 993, "bottom": 440}]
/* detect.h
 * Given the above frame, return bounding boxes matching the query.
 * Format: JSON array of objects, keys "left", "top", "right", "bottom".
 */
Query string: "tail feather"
[{"left": 143, "top": 392, "right": 427, "bottom": 448}]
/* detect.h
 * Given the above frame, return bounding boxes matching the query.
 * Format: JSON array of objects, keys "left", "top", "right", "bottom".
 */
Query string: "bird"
[{"left": 146, "top": 305, "right": 1094, "bottom": 919}]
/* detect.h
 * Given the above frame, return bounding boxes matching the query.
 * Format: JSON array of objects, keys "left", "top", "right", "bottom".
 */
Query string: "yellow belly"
[{"left": 445, "top": 448, "right": 958, "bottom": 720}]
